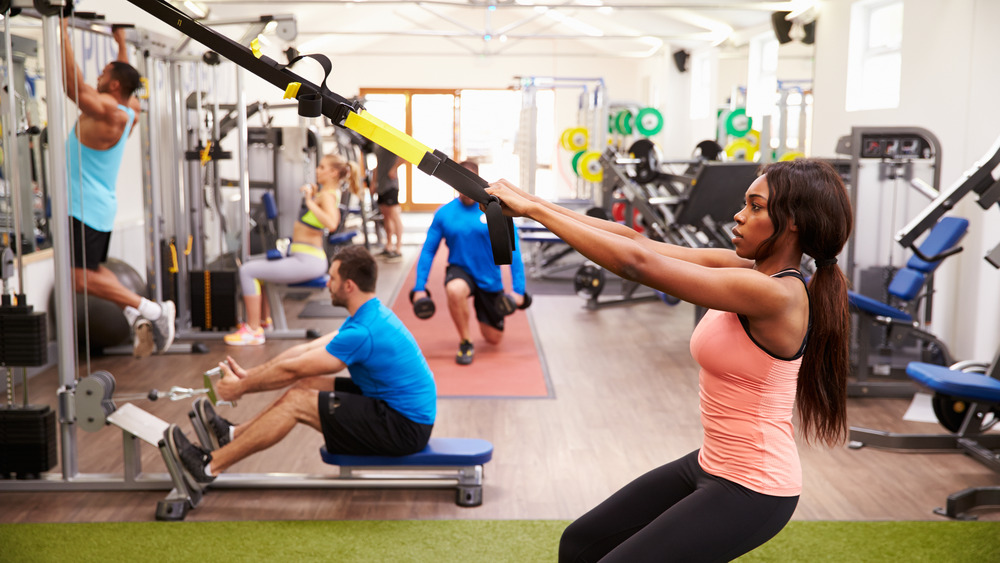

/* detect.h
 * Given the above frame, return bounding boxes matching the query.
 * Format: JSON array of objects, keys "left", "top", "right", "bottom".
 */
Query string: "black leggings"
[{"left": 559, "top": 450, "right": 798, "bottom": 563}]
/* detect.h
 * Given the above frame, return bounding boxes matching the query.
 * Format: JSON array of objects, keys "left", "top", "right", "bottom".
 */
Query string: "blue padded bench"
[
  {"left": 320, "top": 437, "right": 494, "bottom": 506},
  {"left": 908, "top": 361, "right": 1000, "bottom": 403}
]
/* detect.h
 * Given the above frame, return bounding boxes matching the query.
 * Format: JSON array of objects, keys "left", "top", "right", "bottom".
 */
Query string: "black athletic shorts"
[
  {"left": 318, "top": 377, "right": 433, "bottom": 456},
  {"left": 71, "top": 217, "right": 111, "bottom": 271},
  {"left": 445, "top": 264, "right": 505, "bottom": 331},
  {"left": 376, "top": 187, "right": 400, "bottom": 207}
]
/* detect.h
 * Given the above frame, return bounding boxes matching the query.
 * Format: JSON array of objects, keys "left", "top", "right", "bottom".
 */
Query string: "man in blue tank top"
[
  {"left": 61, "top": 21, "right": 175, "bottom": 357},
  {"left": 165, "top": 246, "right": 437, "bottom": 485},
  {"left": 410, "top": 161, "right": 527, "bottom": 366}
]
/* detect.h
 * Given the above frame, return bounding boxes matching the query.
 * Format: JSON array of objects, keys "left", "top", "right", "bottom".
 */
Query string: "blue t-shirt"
[
  {"left": 414, "top": 197, "right": 525, "bottom": 294},
  {"left": 325, "top": 297, "right": 436, "bottom": 425},
  {"left": 66, "top": 105, "right": 135, "bottom": 232}
]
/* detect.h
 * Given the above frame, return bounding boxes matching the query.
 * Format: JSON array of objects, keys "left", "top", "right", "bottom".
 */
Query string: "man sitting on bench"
[{"left": 167, "top": 246, "right": 437, "bottom": 484}]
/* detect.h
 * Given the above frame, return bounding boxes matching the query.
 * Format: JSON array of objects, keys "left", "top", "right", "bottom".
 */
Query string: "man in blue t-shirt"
[
  {"left": 166, "top": 246, "right": 437, "bottom": 485},
  {"left": 411, "top": 161, "right": 527, "bottom": 366}
]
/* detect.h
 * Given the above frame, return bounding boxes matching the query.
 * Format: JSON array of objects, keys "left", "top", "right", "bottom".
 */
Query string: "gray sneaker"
[
  {"left": 384, "top": 250, "right": 403, "bottom": 263},
  {"left": 151, "top": 301, "right": 176, "bottom": 354},
  {"left": 132, "top": 318, "right": 154, "bottom": 358}
]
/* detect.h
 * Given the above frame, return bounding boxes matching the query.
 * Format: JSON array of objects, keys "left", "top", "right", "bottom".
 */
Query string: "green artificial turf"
[{"left": 1, "top": 519, "right": 997, "bottom": 562}]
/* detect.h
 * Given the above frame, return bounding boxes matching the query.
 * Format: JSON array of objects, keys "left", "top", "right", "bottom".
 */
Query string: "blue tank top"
[{"left": 66, "top": 105, "right": 135, "bottom": 232}]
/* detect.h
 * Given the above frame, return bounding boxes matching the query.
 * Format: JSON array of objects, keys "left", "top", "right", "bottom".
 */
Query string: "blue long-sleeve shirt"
[{"left": 414, "top": 197, "right": 525, "bottom": 295}]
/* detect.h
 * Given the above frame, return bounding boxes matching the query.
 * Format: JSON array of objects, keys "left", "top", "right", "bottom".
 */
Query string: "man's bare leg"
[{"left": 209, "top": 386, "right": 322, "bottom": 473}]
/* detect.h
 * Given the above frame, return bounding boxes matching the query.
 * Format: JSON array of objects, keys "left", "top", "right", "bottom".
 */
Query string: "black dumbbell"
[
  {"left": 409, "top": 289, "right": 435, "bottom": 320},
  {"left": 496, "top": 291, "right": 532, "bottom": 316}
]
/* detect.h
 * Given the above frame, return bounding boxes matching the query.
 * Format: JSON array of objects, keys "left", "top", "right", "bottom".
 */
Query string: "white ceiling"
[{"left": 184, "top": 1, "right": 816, "bottom": 59}]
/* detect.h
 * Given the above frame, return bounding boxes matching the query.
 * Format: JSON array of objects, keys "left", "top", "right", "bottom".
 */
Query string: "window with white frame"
[
  {"left": 746, "top": 31, "right": 779, "bottom": 129},
  {"left": 846, "top": 0, "right": 904, "bottom": 111},
  {"left": 689, "top": 50, "right": 714, "bottom": 120}
]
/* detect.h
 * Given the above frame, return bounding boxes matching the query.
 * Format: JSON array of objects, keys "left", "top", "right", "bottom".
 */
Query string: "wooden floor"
[{"left": 2, "top": 240, "right": 998, "bottom": 524}]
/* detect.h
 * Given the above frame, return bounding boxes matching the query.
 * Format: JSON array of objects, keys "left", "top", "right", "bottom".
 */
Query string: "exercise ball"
[{"left": 49, "top": 258, "right": 149, "bottom": 354}]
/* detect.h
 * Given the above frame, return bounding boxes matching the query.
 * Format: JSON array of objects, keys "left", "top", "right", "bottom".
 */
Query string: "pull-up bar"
[{"left": 121, "top": 0, "right": 515, "bottom": 265}]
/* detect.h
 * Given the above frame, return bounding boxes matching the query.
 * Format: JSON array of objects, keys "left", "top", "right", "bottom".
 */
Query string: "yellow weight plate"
[
  {"left": 579, "top": 151, "right": 603, "bottom": 182},
  {"left": 724, "top": 139, "right": 758, "bottom": 162},
  {"left": 560, "top": 128, "right": 574, "bottom": 151},
  {"left": 778, "top": 151, "right": 804, "bottom": 161},
  {"left": 567, "top": 127, "right": 589, "bottom": 152}
]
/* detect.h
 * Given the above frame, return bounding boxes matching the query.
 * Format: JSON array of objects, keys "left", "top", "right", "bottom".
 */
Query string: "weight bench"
[
  {"left": 319, "top": 437, "right": 494, "bottom": 506},
  {"left": 847, "top": 216, "right": 968, "bottom": 397},
  {"left": 849, "top": 355, "right": 1000, "bottom": 520},
  {"left": 518, "top": 227, "right": 581, "bottom": 280}
]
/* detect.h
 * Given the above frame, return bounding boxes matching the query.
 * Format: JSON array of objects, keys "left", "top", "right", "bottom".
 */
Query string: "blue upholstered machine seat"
[
  {"left": 907, "top": 362, "right": 1000, "bottom": 403},
  {"left": 848, "top": 292, "right": 913, "bottom": 321},
  {"left": 320, "top": 437, "right": 493, "bottom": 467}
]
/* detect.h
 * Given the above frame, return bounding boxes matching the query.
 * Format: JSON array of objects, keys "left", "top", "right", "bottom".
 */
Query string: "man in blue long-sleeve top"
[{"left": 411, "top": 161, "right": 527, "bottom": 365}]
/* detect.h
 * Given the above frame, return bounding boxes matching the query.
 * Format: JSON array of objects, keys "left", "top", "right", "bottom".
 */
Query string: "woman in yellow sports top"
[
  {"left": 226, "top": 153, "right": 361, "bottom": 346},
  {"left": 486, "top": 159, "right": 852, "bottom": 562}
]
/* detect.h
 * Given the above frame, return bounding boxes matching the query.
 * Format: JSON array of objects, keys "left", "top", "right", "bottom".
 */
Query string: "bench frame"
[{"left": 849, "top": 349, "right": 1000, "bottom": 520}]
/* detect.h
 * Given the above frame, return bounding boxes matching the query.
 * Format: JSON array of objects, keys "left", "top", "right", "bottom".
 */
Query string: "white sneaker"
[
  {"left": 151, "top": 301, "right": 176, "bottom": 354},
  {"left": 133, "top": 318, "right": 155, "bottom": 358}
]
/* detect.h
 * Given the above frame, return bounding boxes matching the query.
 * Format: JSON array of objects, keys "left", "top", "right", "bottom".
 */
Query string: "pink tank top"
[{"left": 689, "top": 272, "right": 806, "bottom": 496}]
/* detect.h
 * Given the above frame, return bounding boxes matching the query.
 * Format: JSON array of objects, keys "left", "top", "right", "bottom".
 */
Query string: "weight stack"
[
  {"left": 0, "top": 405, "right": 58, "bottom": 478},
  {"left": 189, "top": 270, "right": 238, "bottom": 331},
  {"left": 0, "top": 295, "right": 47, "bottom": 367}
]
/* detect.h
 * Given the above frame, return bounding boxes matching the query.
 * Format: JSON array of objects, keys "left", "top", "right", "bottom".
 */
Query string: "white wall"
[{"left": 811, "top": 0, "right": 1000, "bottom": 361}]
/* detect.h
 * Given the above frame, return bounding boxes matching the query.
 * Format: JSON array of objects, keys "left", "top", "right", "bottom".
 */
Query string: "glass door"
[{"left": 359, "top": 89, "right": 457, "bottom": 212}]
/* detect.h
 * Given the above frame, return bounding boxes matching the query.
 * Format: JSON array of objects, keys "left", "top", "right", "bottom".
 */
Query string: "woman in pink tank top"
[{"left": 487, "top": 159, "right": 852, "bottom": 562}]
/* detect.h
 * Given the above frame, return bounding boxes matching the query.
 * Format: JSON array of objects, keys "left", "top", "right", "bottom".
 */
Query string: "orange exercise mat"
[{"left": 391, "top": 257, "right": 552, "bottom": 398}]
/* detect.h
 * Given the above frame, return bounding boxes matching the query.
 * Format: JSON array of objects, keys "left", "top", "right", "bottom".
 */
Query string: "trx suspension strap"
[{"left": 123, "top": 0, "right": 515, "bottom": 265}]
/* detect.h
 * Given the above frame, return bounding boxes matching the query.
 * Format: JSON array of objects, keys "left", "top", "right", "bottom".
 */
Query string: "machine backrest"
[
  {"left": 888, "top": 217, "right": 968, "bottom": 301},
  {"left": 905, "top": 216, "right": 969, "bottom": 273},
  {"left": 674, "top": 162, "right": 760, "bottom": 225},
  {"left": 262, "top": 191, "right": 279, "bottom": 221}
]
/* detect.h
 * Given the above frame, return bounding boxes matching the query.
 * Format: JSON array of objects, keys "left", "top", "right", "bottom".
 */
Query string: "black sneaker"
[
  {"left": 191, "top": 397, "right": 234, "bottom": 451},
  {"left": 456, "top": 339, "right": 474, "bottom": 365},
  {"left": 164, "top": 424, "right": 216, "bottom": 488}
]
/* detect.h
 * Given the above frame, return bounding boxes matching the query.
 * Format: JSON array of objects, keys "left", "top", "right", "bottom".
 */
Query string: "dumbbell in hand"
[
  {"left": 410, "top": 289, "right": 436, "bottom": 320},
  {"left": 496, "top": 291, "right": 532, "bottom": 316}
]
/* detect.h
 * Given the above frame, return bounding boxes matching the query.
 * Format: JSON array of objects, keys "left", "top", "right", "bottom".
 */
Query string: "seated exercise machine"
[
  {"left": 848, "top": 133, "right": 1000, "bottom": 519},
  {"left": 842, "top": 128, "right": 1000, "bottom": 397},
  {"left": 71, "top": 369, "right": 494, "bottom": 520},
  {"left": 847, "top": 216, "right": 968, "bottom": 397},
  {"left": 2, "top": 5, "right": 504, "bottom": 518}
]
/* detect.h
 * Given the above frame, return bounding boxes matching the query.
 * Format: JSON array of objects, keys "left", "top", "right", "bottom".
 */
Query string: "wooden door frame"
[{"left": 359, "top": 88, "right": 460, "bottom": 212}]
